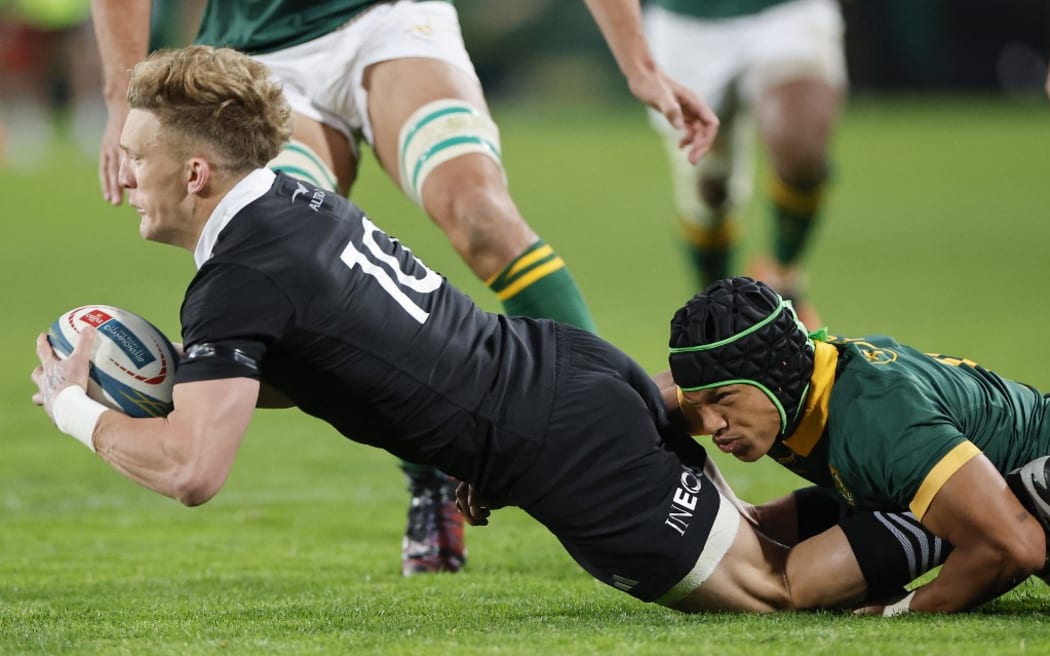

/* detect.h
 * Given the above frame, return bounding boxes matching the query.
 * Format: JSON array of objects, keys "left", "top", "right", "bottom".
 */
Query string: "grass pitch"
[{"left": 2, "top": 96, "right": 1050, "bottom": 654}]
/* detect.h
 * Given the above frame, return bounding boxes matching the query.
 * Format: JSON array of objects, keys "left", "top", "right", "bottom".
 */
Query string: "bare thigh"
[
  {"left": 363, "top": 57, "right": 489, "bottom": 182},
  {"left": 671, "top": 518, "right": 791, "bottom": 613}
]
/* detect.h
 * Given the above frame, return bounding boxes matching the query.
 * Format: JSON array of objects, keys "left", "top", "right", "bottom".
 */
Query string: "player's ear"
[{"left": 185, "top": 157, "right": 210, "bottom": 194}]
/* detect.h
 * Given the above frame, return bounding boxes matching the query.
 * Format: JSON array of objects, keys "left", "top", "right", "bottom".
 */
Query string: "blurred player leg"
[
  {"left": 749, "top": 75, "right": 841, "bottom": 330},
  {"left": 643, "top": 2, "right": 752, "bottom": 293},
  {"left": 742, "top": 0, "right": 846, "bottom": 330},
  {"left": 658, "top": 107, "right": 753, "bottom": 290}
]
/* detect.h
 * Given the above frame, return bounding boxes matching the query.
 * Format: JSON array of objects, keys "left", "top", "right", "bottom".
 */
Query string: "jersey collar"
[
  {"left": 781, "top": 341, "right": 838, "bottom": 457},
  {"left": 193, "top": 168, "right": 276, "bottom": 269}
]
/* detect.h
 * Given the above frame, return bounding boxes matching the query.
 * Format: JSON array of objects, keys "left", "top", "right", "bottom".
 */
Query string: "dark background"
[{"left": 454, "top": 0, "right": 1050, "bottom": 100}]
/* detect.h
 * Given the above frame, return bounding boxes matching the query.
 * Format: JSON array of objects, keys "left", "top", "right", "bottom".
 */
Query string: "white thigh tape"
[
  {"left": 268, "top": 139, "right": 339, "bottom": 192},
  {"left": 655, "top": 490, "right": 741, "bottom": 606},
  {"left": 397, "top": 99, "right": 502, "bottom": 205}
]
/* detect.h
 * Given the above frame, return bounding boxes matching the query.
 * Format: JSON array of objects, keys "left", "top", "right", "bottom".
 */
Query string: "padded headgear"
[{"left": 668, "top": 277, "right": 815, "bottom": 438}]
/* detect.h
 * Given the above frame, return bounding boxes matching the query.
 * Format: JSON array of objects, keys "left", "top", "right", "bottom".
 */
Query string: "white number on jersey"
[{"left": 339, "top": 216, "right": 442, "bottom": 324}]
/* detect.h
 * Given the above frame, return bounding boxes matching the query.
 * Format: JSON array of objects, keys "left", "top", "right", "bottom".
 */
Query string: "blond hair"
[{"left": 127, "top": 46, "right": 292, "bottom": 170}]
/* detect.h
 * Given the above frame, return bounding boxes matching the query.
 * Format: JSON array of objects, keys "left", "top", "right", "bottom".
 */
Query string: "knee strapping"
[
  {"left": 268, "top": 139, "right": 338, "bottom": 192},
  {"left": 397, "top": 99, "right": 503, "bottom": 206}
]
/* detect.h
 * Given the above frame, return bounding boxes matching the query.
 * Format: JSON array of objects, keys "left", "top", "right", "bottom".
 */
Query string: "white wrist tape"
[
  {"left": 882, "top": 590, "right": 916, "bottom": 617},
  {"left": 52, "top": 386, "right": 107, "bottom": 452}
]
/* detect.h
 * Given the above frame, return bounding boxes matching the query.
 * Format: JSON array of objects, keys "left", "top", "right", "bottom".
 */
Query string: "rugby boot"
[
  {"left": 401, "top": 468, "right": 466, "bottom": 576},
  {"left": 1006, "top": 456, "right": 1050, "bottom": 533}
]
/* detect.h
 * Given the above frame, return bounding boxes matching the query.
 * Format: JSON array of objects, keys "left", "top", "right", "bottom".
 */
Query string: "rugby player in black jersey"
[
  {"left": 91, "top": 0, "right": 719, "bottom": 577},
  {"left": 33, "top": 45, "right": 943, "bottom": 613}
]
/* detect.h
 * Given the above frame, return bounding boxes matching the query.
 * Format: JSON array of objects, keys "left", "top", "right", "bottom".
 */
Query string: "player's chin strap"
[
  {"left": 52, "top": 386, "right": 107, "bottom": 452},
  {"left": 397, "top": 99, "right": 504, "bottom": 206}
]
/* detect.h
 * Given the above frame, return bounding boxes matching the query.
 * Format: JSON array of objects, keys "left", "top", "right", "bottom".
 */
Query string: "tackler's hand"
[{"left": 455, "top": 481, "right": 493, "bottom": 527}]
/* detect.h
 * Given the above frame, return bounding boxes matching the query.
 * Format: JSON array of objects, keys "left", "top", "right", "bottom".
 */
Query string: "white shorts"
[
  {"left": 253, "top": 0, "right": 479, "bottom": 146},
  {"left": 644, "top": 0, "right": 847, "bottom": 132}
]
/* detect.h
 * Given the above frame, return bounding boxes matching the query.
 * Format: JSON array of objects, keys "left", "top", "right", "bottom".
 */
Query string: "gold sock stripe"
[
  {"left": 493, "top": 258, "right": 566, "bottom": 301},
  {"left": 485, "top": 243, "right": 553, "bottom": 288},
  {"left": 679, "top": 216, "right": 738, "bottom": 250},
  {"left": 767, "top": 174, "right": 824, "bottom": 217}
]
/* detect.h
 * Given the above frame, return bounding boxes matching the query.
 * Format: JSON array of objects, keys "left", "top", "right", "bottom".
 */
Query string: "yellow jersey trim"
[
  {"left": 909, "top": 440, "right": 981, "bottom": 519},
  {"left": 782, "top": 341, "right": 838, "bottom": 457}
]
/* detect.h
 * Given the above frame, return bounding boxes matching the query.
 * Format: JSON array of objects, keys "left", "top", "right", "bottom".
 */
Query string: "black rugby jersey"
[{"left": 176, "top": 171, "right": 560, "bottom": 497}]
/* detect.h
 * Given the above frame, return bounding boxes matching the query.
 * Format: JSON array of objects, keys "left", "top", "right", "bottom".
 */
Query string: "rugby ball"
[{"left": 47, "top": 305, "right": 179, "bottom": 418}]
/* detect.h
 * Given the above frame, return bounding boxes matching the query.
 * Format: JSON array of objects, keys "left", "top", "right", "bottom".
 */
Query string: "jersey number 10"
[{"left": 339, "top": 216, "right": 443, "bottom": 325}]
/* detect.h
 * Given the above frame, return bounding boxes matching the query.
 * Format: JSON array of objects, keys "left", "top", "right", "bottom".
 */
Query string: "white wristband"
[
  {"left": 52, "top": 386, "right": 107, "bottom": 452},
  {"left": 882, "top": 590, "right": 917, "bottom": 617}
]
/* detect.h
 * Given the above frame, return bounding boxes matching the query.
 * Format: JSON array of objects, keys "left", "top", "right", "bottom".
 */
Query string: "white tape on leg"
[{"left": 397, "top": 99, "right": 503, "bottom": 205}]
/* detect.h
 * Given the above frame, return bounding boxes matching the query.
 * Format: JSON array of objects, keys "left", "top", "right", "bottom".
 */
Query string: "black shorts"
[{"left": 512, "top": 328, "right": 740, "bottom": 603}]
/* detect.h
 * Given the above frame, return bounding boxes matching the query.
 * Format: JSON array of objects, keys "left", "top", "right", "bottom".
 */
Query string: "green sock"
[
  {"left": 487, "top": 240, "right": 597, "bottom": 333},
  {"left": 680, "top": 215, "right": 736, "bottom": 289},
  {"left": 768, "top": 173, "right": 826, "bottom": 266}
]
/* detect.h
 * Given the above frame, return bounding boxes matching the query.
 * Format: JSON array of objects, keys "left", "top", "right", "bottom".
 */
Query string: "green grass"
[{"left": 3, "top": 96, "right": 1050, "bottom": 654}]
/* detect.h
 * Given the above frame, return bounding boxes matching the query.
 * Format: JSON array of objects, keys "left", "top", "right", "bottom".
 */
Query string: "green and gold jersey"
[
  {"left": 195, "top": 0, "right": 451, "bottom": 55},
  {"left": 768, "top": 336, "right": 1050, "bottom": 518},
  {"left": 648, "top": 0, "right": 793, "bottom": 21}
]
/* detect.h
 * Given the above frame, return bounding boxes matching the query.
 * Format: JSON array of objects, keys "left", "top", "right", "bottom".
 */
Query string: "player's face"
[
  {"left": 118, "top": 109, "right": 192, "bottom": 246},
  {"left": 680, "top": 384, "right": 780, "bottom": 462}
]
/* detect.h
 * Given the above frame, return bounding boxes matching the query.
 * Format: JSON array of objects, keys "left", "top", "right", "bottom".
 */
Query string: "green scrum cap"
[{"left": 668, "top": 277, "right": 816, "bottom": 438}]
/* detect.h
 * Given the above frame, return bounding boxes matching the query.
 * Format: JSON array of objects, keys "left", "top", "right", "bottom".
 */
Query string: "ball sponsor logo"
[
  {"left": 97, "top": 320, "right": 155, "bottom": 370},
  {"left": 80, "top": 308, "right": 113, "bottom": 327}
]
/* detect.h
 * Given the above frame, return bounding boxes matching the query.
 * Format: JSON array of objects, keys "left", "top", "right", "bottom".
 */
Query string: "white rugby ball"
[{"left": 48, "top": 305, "right": 178, "bottom": 418}]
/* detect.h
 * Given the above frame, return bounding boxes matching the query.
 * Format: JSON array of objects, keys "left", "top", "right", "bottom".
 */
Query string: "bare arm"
[
  {"left": 93, "top": 377, "right": 258, "bottom": 505},
  {"left": 91, "top": 0, "right": 153, "bottom": 205},
  {"left": 582, "top": 0, "right": 718, "bottom": 163},
  {"left": 33, "top": 326, "right": 258, "bottom": 506},
  {"left": 909, "top": 454, "right": 1046, "bottom": 612}
]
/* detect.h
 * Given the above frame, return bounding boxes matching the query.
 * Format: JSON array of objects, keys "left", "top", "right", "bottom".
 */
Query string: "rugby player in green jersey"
[
  {"left": 90, "top": 0, "right": 717, "bottom": 576},
  {"left": 665, "top": 276, "right": 1050, "bottom": 614}
]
